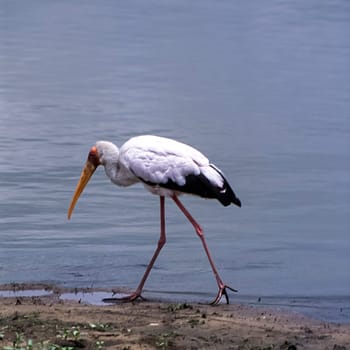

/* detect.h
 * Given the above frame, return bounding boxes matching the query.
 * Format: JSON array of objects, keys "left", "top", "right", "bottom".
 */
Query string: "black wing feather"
[{"left": 140, "top": 165, "right": 241, "bottom": 208}]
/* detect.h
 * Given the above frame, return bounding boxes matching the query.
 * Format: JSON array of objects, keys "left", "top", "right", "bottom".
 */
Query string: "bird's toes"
[
  {"left": 127, "top": 293, "right": 145, "bottom": 302},
  {"left": 210, "top": 284, "right": 237, "bottom": 306},
  {"left": 210, "top": 290, "right": 223, "bottom": 306},
  {"left": 102, "top": 292, "right": 145, "bottom": 304}
]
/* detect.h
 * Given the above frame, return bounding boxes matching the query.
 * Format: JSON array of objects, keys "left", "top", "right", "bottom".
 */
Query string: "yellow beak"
[{"left": 67, "top": 159, "right": 98, "bottom": 219}]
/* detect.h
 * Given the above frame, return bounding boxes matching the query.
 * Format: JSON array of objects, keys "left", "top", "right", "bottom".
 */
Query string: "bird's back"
[{"left": 120, "top": 135, "right": 241, "bottom": 207}]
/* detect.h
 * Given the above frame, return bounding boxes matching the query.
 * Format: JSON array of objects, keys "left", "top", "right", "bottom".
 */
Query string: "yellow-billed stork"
[{"left": 68, "top": 135, "right": 241, "bottom": 305}]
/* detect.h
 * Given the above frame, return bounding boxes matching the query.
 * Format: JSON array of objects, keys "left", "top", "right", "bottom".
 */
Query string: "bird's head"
[{"left": 67, "top": 141, "right": 119, "bottom": 220}]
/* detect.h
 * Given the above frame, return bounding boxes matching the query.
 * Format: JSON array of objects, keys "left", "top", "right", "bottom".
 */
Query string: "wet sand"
[{"left": 0, "top": 283, "right": 349, "bottom": 349}]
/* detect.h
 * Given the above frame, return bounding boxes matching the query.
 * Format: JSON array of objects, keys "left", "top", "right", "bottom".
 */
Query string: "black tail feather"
[{"left": 207, "top": 165, "right": 241, "bottom": 207}]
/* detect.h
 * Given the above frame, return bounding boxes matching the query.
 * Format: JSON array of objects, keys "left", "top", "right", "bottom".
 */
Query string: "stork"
[{"left": 68, "top": 135, "right": 241, "bottom": 305}]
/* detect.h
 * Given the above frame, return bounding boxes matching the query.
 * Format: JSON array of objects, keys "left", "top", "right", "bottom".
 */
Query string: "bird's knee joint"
[
  {"left": 195, "top": 226, "right": 204, "bottom": 237},
  {"left": 158, "top": 237, "right": 166, "bottom": 247}
]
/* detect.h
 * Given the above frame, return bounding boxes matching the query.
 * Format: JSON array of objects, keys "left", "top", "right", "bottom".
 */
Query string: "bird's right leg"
[
  {"left": 118, "top": 196, "right": 167, "bottom": 302},
  {"left": 172, "top": 195, "right": 237, "bottom": 305}
]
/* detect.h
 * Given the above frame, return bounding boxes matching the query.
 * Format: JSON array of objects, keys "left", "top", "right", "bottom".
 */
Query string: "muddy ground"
[{"left": 0, "top": 284, "right": 349, "bottom": 350}]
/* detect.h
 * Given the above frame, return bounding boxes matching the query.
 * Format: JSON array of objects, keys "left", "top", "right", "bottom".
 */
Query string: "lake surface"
[{"left": 0, "top": 1, "right": 349, "bottom": 323}]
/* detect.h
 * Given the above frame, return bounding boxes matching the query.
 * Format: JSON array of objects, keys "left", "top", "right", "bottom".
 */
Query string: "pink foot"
[
  {"left": 210, "top": 284, "right": 237, "bottom": 306},
  {"left": 120, "top": 292, "right": 145, "bottom": 302},
  {"left": 102, "top": 291, "right": 145, "bottom": 304}
]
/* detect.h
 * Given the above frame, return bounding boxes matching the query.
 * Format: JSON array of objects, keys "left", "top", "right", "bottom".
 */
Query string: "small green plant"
[
  {"left": 1, "top": 326, "right": 9, "bottom": 342},
  {"left": 95, "top": 340, "right": 104, "bottom": 350},
  {"left": 0, "top": 326, "right": 95, "bottom": 350},
  {"left": 56, "top": 326, "right": 81, "bottom": 342},
  {"left": 25, "top": 340, "right": 33, "bottom": 350},
  {"left": 89, "top": 323, "right": 110, "bottom": 332},
  {"left": 47, "top": 345, "right": 74, "bottom": 350},
  {"left": 2, "top": 332, "right": 33, "bottom": 350},
  {"left": 155, "top": 332, "right": 177, "bottom": 349},
  {"left": 56, "top": 329, "right": 68, "bottom": 342},
  {"left": 70, "top": 328, "right": 80, "bottom": 342}
]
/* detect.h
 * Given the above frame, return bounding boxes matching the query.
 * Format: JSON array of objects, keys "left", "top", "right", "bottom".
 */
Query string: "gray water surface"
[{"left": 0, "top": 1, "right": 349, "bottom": 322}]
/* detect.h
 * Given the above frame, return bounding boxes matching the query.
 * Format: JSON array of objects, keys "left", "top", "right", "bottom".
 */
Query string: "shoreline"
[
  {"left": 1, "top": 282, "right": 348, "bottom": 323},
  {"left": 0, "top": 283, "right": 349, "bottom": 349}
]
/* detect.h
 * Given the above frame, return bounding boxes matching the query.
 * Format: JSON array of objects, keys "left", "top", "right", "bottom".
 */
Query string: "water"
[{"left": 0, "top": 1, "right": 349, "bottom": 323}]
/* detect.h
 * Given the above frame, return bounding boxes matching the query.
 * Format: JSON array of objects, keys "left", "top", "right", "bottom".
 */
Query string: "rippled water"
[{"left": 0, "top": 1, "right": 349, "bottom": 322}]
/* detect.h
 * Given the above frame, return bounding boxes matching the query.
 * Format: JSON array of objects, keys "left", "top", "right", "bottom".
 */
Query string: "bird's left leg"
[{"left": 172, "top": 195, "right": 237, "bottom": 305}]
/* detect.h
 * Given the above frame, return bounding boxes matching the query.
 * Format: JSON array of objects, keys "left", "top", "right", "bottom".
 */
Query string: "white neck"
[
  {"left": 95, "top": 140, "right": 120, "bottom": 180},
  {"left": 95, "top": 140, "right": 138, "bottom": 187}
]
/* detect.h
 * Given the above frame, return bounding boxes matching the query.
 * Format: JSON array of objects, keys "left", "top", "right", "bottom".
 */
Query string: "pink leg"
[
  {"left": 172, "top": 195, "right": 237, "bottom": 305},
  {"left": 127, "top": 195, "right": 167, "bottom": 301},
  {"left": 105, "top": 196, "right": 166, "bottom": 303}
]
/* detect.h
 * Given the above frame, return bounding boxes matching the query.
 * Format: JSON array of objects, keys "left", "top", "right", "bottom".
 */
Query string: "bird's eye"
[
  {"left": 88, "top": 146, "right": 97, "bottom": 158},
  {"left": 88, "top": 146, "right": 100, "bottom": 165}
]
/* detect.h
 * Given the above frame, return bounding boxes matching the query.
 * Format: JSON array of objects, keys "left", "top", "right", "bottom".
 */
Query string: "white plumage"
[
  {"left": 129, "top": 138, "right": 202, "bottom": 183},
  {"left": 95, "top": 135, "right": 240, "bottom": 205},
  {"left": 68, "top": 135, "right": 241, "bottom": 305},
  {"left": 118, "top": 135, "right": 210, "bottom": 184}
]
